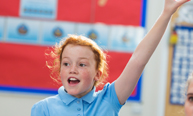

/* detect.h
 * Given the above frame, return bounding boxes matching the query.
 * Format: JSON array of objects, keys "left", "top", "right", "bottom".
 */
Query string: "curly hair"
[{"left": 46, "top": 34, "right": 108, "bottom": 87}]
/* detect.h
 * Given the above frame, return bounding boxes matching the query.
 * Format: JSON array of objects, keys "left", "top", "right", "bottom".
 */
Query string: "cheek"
[
  {"left": 81, "top": 70, "right": 90, "bottom": 78},
  {"left": 60, "top": 69, "right": 68, "bottom": 78},
  {"left": 81, "top": 70, "right": 95, "bottom": 80},
  {"left": 184, "top": 103, "right": 189, "bottom": 114},
  {"left": 184, "top": 101, "right": 193, "bottom": 116}
]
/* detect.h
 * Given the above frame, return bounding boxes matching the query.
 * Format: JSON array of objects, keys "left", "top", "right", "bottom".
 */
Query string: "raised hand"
[{"left": 164, "top": 0, "right": 190, "bottom": 15}]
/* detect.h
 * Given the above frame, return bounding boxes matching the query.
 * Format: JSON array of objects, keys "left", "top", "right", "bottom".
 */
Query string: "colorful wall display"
[
  {"left": 20, "top": 0, "right": 57, "bottom": 19},
  {"left": 0, "top": 17, "right": 5, "bottom": 41},
  {"left": 76, "top": 23, "right": 110, "bottom": 50},
  {"left": 41, "top": 21, "right": 76, "bottom": 45},
  {"left": 170, "top": 26, "right": 193, "bottom": 105},
  {"left": 6, "top": 17, "right": 40, "bottom": 45},
  {"left": 0, "top": 0, "right": 147, "bottom": 102},
  {"left": 109, "top": 26, "right": 145, "bottom": 52}
]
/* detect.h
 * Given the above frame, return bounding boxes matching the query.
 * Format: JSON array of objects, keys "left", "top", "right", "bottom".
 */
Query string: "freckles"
[
  {"left": 81, "top": 71, "right": 90, "bottom": 77},
  {"left": 60, "top": 70, "right": 67, "bottom": 78},
  {"left": 81, "top": 71, "right": 93, "bottom": 80}
]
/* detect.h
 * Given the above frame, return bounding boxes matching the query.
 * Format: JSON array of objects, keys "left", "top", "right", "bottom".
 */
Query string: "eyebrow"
[
  {"left": 187, "top": 93, "right": 193, "bottom": 96},
  {"left": 62, "top": 57, "right": 89, "bottom": 60},
  {"left": 62, "top": 57, "right": 69, "bottom": 59}
]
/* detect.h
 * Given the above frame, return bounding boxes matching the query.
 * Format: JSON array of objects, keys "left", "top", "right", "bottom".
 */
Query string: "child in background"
[
  {"left": 31, "top": 0, "right": 190, "bottom": 115},
  {"left": 184, "top": 72, "right": 193, "bottom": 116}
]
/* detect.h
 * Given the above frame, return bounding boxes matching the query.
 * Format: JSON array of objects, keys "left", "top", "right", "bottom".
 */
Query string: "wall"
[{"left": 0, "top": 0, "right": 170, "bottom": 116}]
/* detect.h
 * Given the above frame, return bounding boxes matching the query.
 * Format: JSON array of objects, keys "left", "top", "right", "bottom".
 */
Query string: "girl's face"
[
  {"left": 185, "top": 80, "right": 193, "bottom": 116},
  {"left": 60, "top": 44, "right": 100, "bottom": 98}
]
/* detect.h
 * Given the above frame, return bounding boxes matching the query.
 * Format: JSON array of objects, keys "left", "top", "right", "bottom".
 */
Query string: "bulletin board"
[
  {"left": 165, "top": 2, "right": 193, "bottom": 116},
  {"left": 0, "top": 0, "right": 147, "bottom": 102}
]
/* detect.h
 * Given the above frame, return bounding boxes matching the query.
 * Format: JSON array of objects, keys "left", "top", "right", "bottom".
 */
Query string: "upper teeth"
[{"left": 69, "top": 78, "right": 78, "bottom": 81}]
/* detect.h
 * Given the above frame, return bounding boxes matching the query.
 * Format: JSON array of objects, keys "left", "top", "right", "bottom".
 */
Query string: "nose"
[{"left": 70, "top": 64, "right": 78, "bottom": 74}]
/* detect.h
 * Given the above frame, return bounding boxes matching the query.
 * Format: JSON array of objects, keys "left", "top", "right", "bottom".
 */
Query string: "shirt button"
[
  {"left": 77, "top": 100, "right": 80, "bottom": 104},
  {"left": 77, "top": 108, "right": 81, "bottom": 111}
]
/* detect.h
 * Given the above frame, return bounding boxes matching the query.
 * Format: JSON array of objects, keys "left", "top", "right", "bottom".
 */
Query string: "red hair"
[{"left": 46, "top": 34, "right": 108, "bottom": 87}]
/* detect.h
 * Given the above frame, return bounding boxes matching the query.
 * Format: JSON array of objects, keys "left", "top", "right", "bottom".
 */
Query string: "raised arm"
[{"left": 115, "top": 0, "right": 190, "bottom": 105}]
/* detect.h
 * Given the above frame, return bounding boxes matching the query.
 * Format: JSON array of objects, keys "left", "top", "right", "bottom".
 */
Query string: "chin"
[{"left": 67, "top": 90, "right": 80, "bottom": 96}]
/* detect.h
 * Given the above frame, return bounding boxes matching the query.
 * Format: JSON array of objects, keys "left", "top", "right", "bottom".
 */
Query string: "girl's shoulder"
[{"left": 32, "top": 94, "right": 59, "bottom": 107}]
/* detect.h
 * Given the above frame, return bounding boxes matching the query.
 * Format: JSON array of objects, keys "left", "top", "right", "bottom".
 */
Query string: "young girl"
[
  {"left": 31, "top": 0, "right": 190, "bottom": 115},
  {"left": 184, "top": 72, "right": 193, "bottom": 116}
]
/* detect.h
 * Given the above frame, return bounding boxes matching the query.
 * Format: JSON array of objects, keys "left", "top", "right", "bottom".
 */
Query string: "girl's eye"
[
  {"left": 188, "top": 97, "right": 193, "bottom": 102},
  {"left": 80, "top": 63, "right": 86, "bottom": 67},
  {"left": 63, "top": 63, "right": 69, "bottom": 66}
]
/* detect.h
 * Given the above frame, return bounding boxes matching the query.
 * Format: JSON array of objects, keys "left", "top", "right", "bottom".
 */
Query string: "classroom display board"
[
  {"left": 170, "top": 26, "right": 193, "bottom": 105},
  {"left": 0, "top": 0, "right": 147, "bottom": 102}
]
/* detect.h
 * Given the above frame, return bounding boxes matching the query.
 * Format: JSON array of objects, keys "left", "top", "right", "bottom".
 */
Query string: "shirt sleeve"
[
  {"left": 104, "top": 82, "right": 124, "bottom": 112},
  {"left": 31, "top": 100, "right": 49, "bottom": 116}
]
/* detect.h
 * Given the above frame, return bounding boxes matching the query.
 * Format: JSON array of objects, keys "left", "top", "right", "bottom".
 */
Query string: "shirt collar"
[
  {"left": 82, "top": 87, "right": 97, "bottom": 104},
  {"left": 58, "top": 86, "right": 97, "bottom": 105}
]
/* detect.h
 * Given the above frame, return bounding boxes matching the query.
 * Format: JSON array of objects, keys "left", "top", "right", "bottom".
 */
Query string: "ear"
[{"left": 94, "top": 70, "right": 102, "bottom": 81}]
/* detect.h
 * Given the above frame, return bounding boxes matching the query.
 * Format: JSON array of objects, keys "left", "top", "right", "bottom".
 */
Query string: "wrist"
[{"left": 161, "top": 10, "right": 173, "bottom": 19}]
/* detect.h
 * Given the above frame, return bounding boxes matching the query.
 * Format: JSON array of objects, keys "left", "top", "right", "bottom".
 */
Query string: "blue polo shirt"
[{"left": 31, "top": 82, "right": 123, "bottom": 116}]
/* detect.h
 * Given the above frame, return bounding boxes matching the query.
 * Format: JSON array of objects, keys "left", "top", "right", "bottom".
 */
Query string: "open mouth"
[{"left": 68, "top": 77, "right": 80, "bottom": 84}]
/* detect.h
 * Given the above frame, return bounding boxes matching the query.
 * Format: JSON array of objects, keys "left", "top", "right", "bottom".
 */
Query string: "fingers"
[
  {"left": 163, "top": 0, "right": 190, "bottom": 15},
  {"left": 175, "top": 0, "right": 190, "bottom": 10},
  {"left": 175, "top": 0, "right": 190, "bottom": 5}
]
